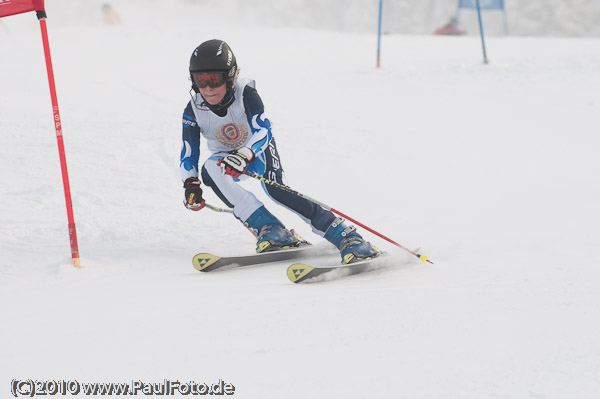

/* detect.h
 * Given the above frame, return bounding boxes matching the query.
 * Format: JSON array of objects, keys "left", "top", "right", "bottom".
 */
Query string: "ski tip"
[
  {"left": 287, "top": 264, "right": 315, "bottom": 283},
  {"left": 193, "top": 253, "right": 221, "bottom": 272}
]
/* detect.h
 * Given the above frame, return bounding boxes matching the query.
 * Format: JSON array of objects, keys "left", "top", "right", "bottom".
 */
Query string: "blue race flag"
[
  {"left": 458, "top": 0, "right": 504, "bottom": 10},
  {"left": 376, "top": 0, "right": 382, "bottom": 68}
]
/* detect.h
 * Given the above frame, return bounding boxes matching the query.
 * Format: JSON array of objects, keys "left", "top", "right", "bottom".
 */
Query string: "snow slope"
[{"left": 1, "top": 1, "right": 600, "bottom": 398}]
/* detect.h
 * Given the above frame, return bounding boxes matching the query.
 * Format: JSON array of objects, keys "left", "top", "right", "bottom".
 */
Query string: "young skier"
[{"left": 180, "top": 39, "right": 380, "bottom": 264}]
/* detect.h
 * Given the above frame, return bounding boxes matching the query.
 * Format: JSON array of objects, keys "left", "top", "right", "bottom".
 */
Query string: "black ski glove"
[{"left": 183, "top": 177, "right": 205, "bottom": 211}]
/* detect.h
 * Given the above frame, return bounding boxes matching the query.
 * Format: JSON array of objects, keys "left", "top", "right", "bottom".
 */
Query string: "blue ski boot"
[
  {"left": 324, "top": 217, "right": 380, "bottom": 264},
  {"left": 245, "top": 206, "right": 299, "bottom": 253}
]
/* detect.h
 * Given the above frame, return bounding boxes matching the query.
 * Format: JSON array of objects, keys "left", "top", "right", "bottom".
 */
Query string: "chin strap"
[
  {"left": 189, "top": 87, "right": 235, "bottom": 114},
  {"left": 210, "top": 89, "right": 235, "bottom": 111}
]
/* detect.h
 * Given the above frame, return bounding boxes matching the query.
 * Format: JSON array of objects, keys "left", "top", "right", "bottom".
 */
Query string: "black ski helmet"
[{"left": 189, "top": 40, "right": 238, "bottom": 88}]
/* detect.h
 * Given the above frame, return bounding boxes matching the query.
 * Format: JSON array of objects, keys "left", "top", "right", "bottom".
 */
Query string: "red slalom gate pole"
[
  {"left": 37, "top": 12, "right": 80, "bottom": 267},
  {"left": 243, "top": 171, "right": 433, "bottom": 264}
]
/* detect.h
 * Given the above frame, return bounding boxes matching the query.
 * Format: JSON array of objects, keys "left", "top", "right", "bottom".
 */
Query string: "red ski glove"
[{"left": 217, "top": 147, "right": 255, "bottom": 178}]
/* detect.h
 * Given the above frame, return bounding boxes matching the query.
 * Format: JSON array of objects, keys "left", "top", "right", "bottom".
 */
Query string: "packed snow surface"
[{"left": 1, "top": 1, "right": 599, "bottom": 398}]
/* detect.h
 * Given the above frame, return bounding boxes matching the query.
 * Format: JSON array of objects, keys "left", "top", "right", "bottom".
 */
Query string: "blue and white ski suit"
[{"left": 180, "top": 77, "right": 335, "bottom": 233}]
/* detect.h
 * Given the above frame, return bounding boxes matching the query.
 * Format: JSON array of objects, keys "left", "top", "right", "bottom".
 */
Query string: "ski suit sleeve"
[
  {"left": 180, "top": 101, "right": 201, "bottom": 182},
  {"left": 242, "top": 85, "right": 272, "bottom": 158}
]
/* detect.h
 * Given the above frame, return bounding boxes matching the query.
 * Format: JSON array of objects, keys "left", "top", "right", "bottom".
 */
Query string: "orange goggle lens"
[{"left": 193, "top": 72, "right": 226, "bottom": 89}]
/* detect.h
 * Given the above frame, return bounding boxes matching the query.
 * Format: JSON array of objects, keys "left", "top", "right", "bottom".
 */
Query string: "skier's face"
[{"left": 198, "top": 82, "right": 227, "bottom": 105}]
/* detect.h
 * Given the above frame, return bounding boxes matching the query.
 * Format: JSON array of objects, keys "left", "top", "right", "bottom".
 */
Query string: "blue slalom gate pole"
[
  {"left": 376, "top": 0, "right": 383, "bottom": 68},
  {"left": 475, "top": 0, "right": 489, "bottom": 64}
]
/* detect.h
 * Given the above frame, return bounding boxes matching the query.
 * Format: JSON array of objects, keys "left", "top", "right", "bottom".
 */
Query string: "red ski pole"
[
  {"left": 243, "top": 171, "right": 433, "bottom": 264},
  {"left": 37, "top": 11, "right": 80, "bottom": 267}
]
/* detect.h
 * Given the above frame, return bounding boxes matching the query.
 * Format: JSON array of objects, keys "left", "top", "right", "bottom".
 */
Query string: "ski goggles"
[{"left": 192, "top": 72, "right": 227, "bottom": 89}]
